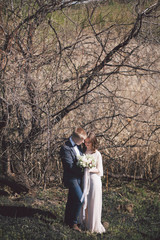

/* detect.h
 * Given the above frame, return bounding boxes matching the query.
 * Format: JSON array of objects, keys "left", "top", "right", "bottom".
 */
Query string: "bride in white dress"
[{"left": 81, "top": 132, "right": 106, "bottom": 234}]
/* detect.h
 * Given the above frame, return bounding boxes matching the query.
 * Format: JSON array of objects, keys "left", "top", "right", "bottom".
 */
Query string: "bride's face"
[{"left": 84, "top": 138, "right": 92, "bottom": 150}]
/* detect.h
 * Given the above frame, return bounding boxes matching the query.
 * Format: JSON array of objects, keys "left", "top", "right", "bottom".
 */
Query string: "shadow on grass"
[{"left": 0, "top": 205, "right": 56, "bottom": 223}]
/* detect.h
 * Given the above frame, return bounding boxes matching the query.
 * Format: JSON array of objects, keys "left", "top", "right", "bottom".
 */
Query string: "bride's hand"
[{"left": 89, "top": 167, "right": 99, "bottom": 173}]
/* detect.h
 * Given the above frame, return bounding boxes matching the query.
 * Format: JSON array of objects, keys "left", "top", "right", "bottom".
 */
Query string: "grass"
[
  {"left": 0, "top": 180, "right": 159, "bottom": 240},
  {"left": 102, "top": 180, "right": 160, "bottom": 240},
  {"left": 46, "top": 1, "right": 134, "bottom": 33}
]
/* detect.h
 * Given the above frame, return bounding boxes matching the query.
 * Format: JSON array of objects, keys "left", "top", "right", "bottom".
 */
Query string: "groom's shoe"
[{"left": 70, "top": 224, "right": 82, "bottom": 232}]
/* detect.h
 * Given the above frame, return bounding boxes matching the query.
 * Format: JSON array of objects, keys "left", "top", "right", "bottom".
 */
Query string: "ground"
[{"left": 0, "top": 179, "right": 159, "bottom": 240}]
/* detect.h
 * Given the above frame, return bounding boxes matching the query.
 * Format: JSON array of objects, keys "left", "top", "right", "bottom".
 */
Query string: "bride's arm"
[
  {"left": 88, "top": 167, "right": 99, "bottom": 173},
  {"left": 88, "top": 152, "right": 100, "bottom": 173},
  {"left": 89, "top": 151, "right": 103, "bottom": 176}
]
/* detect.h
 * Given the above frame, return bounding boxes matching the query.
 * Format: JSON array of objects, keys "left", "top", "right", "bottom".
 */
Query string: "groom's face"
[{"left": 75, "top": 137, "right": 85, "bottom": 145}]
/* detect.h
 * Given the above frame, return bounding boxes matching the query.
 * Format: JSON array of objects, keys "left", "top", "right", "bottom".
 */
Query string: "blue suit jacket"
[{"left": 60, "top": 139, "right": 84, "bottom": 187}]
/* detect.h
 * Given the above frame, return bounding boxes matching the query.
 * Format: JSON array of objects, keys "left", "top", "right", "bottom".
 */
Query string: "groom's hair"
[{"left": 72, "top": 127, "right": 87, "bottom": 140}]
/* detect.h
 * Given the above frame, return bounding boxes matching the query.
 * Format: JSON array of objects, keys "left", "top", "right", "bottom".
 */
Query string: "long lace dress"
[{"left": 81, "top": 150, "right": 106, "bottom": 234}]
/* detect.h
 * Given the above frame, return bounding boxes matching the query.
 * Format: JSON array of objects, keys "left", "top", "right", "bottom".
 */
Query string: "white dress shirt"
[{"left": 69, "top": 137, "right": 81, "bottom": 156}]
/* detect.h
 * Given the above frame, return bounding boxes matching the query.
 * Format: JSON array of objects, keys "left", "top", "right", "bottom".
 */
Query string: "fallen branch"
[
  {"left": 151, "top": 175, "right": 160, "bottom": 182},
  {"left": 0, "top": 175, "right": 29, "bottom": 194}
]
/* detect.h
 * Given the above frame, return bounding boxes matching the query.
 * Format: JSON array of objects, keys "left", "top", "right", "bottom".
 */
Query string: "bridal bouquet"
[{"left": 77, "top": 154, "right": 96, "bottom": 169}]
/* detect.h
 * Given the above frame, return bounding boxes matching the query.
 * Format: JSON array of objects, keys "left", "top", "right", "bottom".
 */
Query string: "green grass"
[
  {"left": 46, "top": 1, "right": 134, "bottom": 34},
  {"left": 0, "top": 180, "right": 159, "bottom": 240},
  {"left": 102, "top": 181, "right": 160, "bottom": 240}
]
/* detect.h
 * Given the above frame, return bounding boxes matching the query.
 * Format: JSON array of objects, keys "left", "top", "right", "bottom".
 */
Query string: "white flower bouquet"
[{"left": 77, "top": 154, "right": 96, "bottom": 169}]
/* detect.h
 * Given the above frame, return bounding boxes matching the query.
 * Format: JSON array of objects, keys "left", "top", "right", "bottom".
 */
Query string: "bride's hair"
[{"left": 87, "top": 132, "right": 98, "bottom": 152}]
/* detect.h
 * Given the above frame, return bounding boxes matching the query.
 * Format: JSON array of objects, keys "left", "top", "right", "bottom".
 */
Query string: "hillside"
[{"left": 0, "top": 180, "right": 159, "bottom": 240}]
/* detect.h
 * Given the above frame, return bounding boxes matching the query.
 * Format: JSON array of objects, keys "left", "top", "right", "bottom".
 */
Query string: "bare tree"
[{"left": 0, "top": 0, "right": 160, "bottom": 192}]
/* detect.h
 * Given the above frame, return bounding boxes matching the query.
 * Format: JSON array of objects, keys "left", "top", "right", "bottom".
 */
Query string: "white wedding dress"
[{"left": 80, "top": 150, "right": 106, "bottom": 234}]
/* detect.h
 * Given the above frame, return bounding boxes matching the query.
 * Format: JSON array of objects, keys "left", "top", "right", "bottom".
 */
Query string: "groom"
[{"left": 60, "top": 127, "right": 87, "bottom": 232}]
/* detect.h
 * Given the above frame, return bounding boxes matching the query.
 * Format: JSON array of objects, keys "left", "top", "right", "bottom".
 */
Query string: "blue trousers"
[{"left": 64, "top": 178, "right": 83, "bottom": 226}]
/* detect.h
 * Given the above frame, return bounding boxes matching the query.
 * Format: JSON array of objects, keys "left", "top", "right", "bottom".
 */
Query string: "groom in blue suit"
[{"left": 60, "top": 127, "right": 87, "bottom": 231}]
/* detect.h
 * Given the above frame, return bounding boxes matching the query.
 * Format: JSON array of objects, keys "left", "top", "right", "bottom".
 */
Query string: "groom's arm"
[{"left": 60, "top": 145, "right": 83, "bottom": 176}]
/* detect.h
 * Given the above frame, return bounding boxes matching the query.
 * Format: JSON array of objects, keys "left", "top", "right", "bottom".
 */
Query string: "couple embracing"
[{"left": 60, "top": 127, "right": 106, "bottom": 233}]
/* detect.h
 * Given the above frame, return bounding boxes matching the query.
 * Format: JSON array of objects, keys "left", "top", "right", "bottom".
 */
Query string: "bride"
[{"left": 80, "top": 132, "right": 106, "bottom": 234}]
